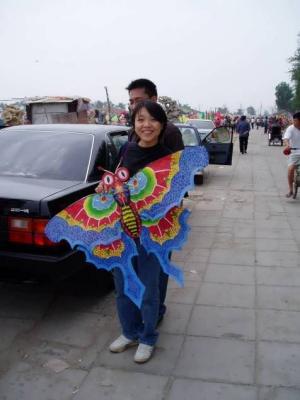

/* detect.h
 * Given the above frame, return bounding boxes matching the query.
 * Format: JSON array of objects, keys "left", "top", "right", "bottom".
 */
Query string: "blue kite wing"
[{"left": 139, "top": 146, "right": 208, "bottom": 220}]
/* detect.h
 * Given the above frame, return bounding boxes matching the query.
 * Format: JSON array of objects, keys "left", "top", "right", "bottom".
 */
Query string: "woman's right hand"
[{"left": 95, "top": 181, "right": 104, "bottom": 193}]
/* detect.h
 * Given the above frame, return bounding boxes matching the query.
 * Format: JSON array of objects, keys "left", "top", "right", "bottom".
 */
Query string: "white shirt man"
[{"left": 283, "top": 112, "right": 300, "bottom": 197}]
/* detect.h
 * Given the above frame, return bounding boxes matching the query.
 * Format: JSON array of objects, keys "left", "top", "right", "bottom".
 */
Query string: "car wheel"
[
  {"left": 293, "top": 180, "right": 298, "bottom": 199},
  {"left": 85, "top": 266, "right": 115, "bottom": 291},
  {"left": 194, "top": 173, "right": 204, "bottom": 185}
]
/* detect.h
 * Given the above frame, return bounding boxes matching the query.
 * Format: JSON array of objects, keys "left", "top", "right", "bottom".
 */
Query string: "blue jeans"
[
  {"left": 113, "top": 244, "right": 161, "bottom": 346},
  {"left": 158, "top": 269, "right": 168, "bottom": 318}
]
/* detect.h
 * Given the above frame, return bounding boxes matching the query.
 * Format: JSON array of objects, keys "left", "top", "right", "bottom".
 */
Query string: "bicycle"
[{"left": 292, "top": 164, "right": 300, "bottom": 199}]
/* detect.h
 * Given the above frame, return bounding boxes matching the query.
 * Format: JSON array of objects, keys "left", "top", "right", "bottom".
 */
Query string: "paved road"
[{"left": 1, "top": 128, "right": 300, "bottom": 400}]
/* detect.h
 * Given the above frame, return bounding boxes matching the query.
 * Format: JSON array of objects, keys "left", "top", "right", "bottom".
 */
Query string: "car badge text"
[{"left": 10, "top": 208, "right": 30, "bottom": 214}]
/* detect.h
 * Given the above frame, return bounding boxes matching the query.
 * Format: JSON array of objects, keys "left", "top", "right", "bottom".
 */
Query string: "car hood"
[{"left": 0, "top": 176, "right": 81, "bottom": 201}]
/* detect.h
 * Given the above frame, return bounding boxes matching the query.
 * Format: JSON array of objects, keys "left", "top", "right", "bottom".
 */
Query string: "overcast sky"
[{"left": 1, "top": 0, "right": 299, "bottom": 113}]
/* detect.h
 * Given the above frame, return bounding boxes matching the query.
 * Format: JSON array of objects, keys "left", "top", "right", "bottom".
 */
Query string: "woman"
[{"left": 108, "top": 100, "right": 171, "bottom": 363}]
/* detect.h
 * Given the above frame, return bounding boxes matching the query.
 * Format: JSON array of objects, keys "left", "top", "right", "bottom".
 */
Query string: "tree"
[
  {"left": 158, "top": 96, "right": 181, "bottom": 121},
  {"left": 236, "top": 108, "right": 244, "bottom": 115},
  {"left": 289, "top": 33, "right": 300, "bottom": 110},
  {"left": 116, "top": 102, "right": 126, "bottom": 109},
  {"left": 275, "top": 82, "right": 293, "bottom": 111},
  {"left": 217, "top": 106, "right": 229, "bottom": 114},
  {"left": 93, "top": 100, "right": 105, "bottom": 109},
  {"left": 246, "top": 106, "right": 256, "bottom": 116}
]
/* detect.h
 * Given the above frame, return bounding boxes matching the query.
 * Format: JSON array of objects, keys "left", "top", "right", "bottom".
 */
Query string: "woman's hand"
[{"left": 95, "top": 181, "right": 104, "bottom": 193}]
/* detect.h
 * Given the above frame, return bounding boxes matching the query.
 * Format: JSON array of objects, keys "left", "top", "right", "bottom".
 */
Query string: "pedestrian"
[
  {"left": 255, "top": 117, "right": 260, "bottom": 129},
  {"left": 107, "top": 101, "right": 174, "bottom": 363},
  {"left": 283, "top": 111, "right": 300, "bottom": 198},
  {"left": 251, "top": 116, "right": 255, "bottom": 129},
  {"left": 263, "top": 116, "right": 269, "bottom": 134},
  {"left": 126, "top": 78, "right": 184, "bottom": 326},
  {"left": 236, "top": 115, "right": 251, "bottom": 154}
]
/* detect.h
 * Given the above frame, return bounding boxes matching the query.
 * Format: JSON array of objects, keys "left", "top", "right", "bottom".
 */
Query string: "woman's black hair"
[{"left": 131, "top": 100, "right": 167, "bottom": 142}]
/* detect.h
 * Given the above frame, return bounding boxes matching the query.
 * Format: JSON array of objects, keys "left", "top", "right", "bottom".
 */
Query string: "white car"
[{"left": 186, "top": 119, "right": 215, "bottom": 140}]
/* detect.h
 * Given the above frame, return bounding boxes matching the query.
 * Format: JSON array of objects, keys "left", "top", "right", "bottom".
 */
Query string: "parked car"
[
  {"left": 185, "top": 119, "right": 215, "bottom": 140},
  {"left": 176, "top": 123, "right": 234, "bottom": 184},
  {"left": 0, "top": 124, "right": 128, "bottom": 283}
]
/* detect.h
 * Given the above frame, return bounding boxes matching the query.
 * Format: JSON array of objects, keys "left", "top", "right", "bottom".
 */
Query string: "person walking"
[
  {"left": 283, "top": 111, "right": 300, "bottom": 198},
  {"left": 236, "top": 115, "right": 251, "bottom": 154},
  {"left": 264, "top": 116, "right": 269, "bottom": 134}
]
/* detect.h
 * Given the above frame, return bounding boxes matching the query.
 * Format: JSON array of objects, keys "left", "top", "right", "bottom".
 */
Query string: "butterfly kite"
[{"left": 46, "top": 146, "right": 209, "bottom": 307}]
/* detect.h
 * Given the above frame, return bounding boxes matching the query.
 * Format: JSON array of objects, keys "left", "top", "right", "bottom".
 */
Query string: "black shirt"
[{"left": 120, "top": 142, "right": 172, "bottom": 176}]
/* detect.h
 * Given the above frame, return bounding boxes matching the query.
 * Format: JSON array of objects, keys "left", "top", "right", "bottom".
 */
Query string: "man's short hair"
[
  {"left": 293, "top": 111, "right": 300, "bottom": 120},
  {"left": 126, "top": 79, "right": 158, "bottom": 98},
  {"left": 240, "top": 115, "right": 246, "bottom": 121}
]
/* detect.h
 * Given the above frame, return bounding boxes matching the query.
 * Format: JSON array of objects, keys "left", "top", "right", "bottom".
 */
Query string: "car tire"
[
  {"left": 194, "top": 173, "right": 204, "bottom": 185},
  {"left": 85, "top": 266, "right": 115, "bottom": 292}
]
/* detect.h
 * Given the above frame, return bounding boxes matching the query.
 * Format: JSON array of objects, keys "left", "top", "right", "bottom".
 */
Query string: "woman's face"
[{"left": 134, "top": 107, "right": 162, "bottom": 147}]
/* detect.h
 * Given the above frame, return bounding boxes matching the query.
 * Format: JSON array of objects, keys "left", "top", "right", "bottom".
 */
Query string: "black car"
[{"left": 0, "top": 124, "right": 128, "bottom": 281}]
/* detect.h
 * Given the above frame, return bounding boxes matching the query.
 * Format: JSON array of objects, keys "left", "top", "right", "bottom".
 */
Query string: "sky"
[{"left": 0, "top": 0, "right": 299, "bottom": 114}]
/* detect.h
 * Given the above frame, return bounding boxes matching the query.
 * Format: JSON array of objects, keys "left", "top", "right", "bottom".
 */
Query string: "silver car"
[{"left": 186, "top": 119, "right": 215, "bottom": 140}]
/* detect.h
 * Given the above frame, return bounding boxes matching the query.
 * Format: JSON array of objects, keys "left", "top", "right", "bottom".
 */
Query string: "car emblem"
[{"left": 10, "top": 208, "right": 30, "bottom": 214}]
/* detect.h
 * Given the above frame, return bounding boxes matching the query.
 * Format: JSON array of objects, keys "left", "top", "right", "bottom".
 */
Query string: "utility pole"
[{"left": 104, "top": 86, "right": 111, "bottom": 123}]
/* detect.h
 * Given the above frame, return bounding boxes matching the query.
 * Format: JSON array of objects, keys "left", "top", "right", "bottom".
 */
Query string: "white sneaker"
[
  {"left": 109, "top": 335, "right": 137, "bottom": 353},
  {"left": 134, "top": 344, "right": 154, "bottom": 363}
]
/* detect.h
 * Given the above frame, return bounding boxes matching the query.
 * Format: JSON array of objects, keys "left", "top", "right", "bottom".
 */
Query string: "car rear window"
[
  {"left": 0, "top": 130, "right": 93, "bottom": 181},
  {"left": 188, "top": 120, "right": 214, "bottom": 129},
  {"left": 179, "top": 128, "right": 199, "bottom": 146}
]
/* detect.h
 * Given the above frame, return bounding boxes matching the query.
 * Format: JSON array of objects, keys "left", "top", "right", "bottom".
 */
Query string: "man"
[
  {"left": 126, "top": 78, "right": 184, "bottom": 325},
  {"left": 283, "top": 111, "right": 300, "bottom": 198},
  {"left": 236, "top": 115, "right": 251, "bottom": 154},
  {"left": 263, "top": 116, "right": 269, "bottom": 134}
]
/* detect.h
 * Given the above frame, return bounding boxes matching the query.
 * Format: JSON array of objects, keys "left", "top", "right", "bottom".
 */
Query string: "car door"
[{"left": 201, "top": 126, "right": 233, "bottom": 165}]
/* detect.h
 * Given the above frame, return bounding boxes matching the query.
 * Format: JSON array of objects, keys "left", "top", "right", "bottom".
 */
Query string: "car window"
[
  {"left": 179, "top": 128, "right": 199, "bottom": 146},
  {"left": 110, "top": 132, "right": 128, "bottom": 152},
  {"left": 188, "top": 120, "right": 214, "bottom": 129},
  {"left": 0, "top": 130, "right": 93, "bottom": 181},
  {"left": 204, "top": 127, "right": 232, "bottom": 143},
  {"left": 106, "top": 131, "right": 129, "bottom": 171}
]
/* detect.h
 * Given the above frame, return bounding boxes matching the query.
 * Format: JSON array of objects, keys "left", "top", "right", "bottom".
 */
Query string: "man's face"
[
  {"left": 128, "top": 88, "right": 157, "bottom": 111},
  {"left": 293, "top": 118, "right": 300, "bottom": 130}
]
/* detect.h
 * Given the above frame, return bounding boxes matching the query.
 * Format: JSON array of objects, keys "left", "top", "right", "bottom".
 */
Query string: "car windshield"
[
  {"left": 188, "top": 120, "right": 214, "bottom": 129},
  {"left": 0, "top": 130, "right": 93, "bottom": 181}
]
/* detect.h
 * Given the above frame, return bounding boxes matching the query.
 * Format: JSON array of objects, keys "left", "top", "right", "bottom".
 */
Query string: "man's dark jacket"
[{"left": 236, "top": 120, "right": 250, "bottom": 136}]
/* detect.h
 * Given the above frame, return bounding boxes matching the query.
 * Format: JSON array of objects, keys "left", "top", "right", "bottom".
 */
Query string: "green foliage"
[
  {"left": 288, "top": 33, "right": 300, "bottom": 111},
  {"left": 246, "top": 106, "right": 256, "bottom": 116},
  {"left": 275, "top": 82, "right": 293, "bottom": 112},
  {"left": 217, "top": 106, "right": 228, "bottom": 114}
]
